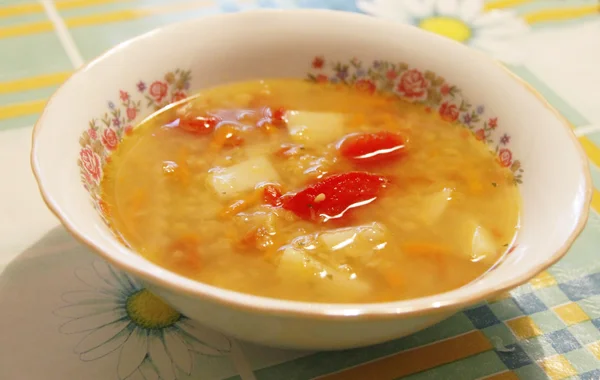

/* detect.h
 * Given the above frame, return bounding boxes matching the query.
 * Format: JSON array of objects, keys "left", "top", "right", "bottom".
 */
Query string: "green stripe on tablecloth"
[
  {"left": 507, "top": 65, "right": 590, "bottom": 127},
  {"left": 401, "top": 350, "right": 507, "bottom": 380},
  {"left": 0, "top": 33, "right": 72, "bottom": 82},
  {"left": 57, "top": 0, "right": 155, "bottom": 18},
  {"left": 0, "top": 0, "right": 38, "bottom": 8},
  {"left": 0, "top": 87, "right": 57, "bottom": 107},
  {"left": 514, "top": 364, "right": 550, "bottom": 379},
  {"left": 0, "top": 3, "right": 595, "bottom": 131},
  {"left": 225, "top": 313, "right": 475, "bottom": 380},
  {"left": 0, "top": 114, "right": 38, "bottom": 131},
  {"left": 564, "top": 348, "right": 600, "bottom": 375},
  {"left": 590, "top": 162, "right": 600, "bottom": 187},
  {"left": 586, "top": 132, "right": 600, "bottom": 152},
  {"left": 547, "top": 211, "right": 600, "bottom": 283},
  {"left": 67, "top": 6, "right": 223, "bottom": 60},
  {"left": 0, "top": 12, "right": 47, "bottom": 28}
]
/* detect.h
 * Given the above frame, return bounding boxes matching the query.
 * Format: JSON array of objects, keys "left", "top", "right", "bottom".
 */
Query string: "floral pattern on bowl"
[
  {"left": 307, "top": 56, "right": 523, "bottom": 182},
  {"left": 77, "top": 69, "right": 192, "bottom": 221},
  {"left": 77, "top": 58, "right": 524, "bottom": 223}
]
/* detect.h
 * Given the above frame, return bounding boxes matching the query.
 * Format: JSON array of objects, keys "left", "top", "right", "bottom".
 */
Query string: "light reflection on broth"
[{"left": 100, "top": 79, "right": 520, "bottom": 303}]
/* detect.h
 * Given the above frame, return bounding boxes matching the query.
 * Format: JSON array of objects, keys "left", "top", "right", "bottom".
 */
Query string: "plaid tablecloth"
[{"left": 1, "top": 1, "right": 599, "bottom": 379}]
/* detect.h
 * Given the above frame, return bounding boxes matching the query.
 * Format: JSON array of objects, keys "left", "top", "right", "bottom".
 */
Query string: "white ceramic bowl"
[{"left": 31, "top": 10, "right": 592, "bottom": 350}]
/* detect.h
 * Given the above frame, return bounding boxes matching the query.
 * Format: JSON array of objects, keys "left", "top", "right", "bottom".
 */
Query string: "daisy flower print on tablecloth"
[
  {"left": 55, "top": 260, "right": 231, "bottom": 380},
  {"left": 357, "top": 0, "right": 530, "bottom": 64}
]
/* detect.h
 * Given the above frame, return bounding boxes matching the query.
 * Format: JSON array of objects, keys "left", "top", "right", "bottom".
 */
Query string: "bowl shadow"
[{"left": 0, "top": 227, "right": 547, "bottom": 379}]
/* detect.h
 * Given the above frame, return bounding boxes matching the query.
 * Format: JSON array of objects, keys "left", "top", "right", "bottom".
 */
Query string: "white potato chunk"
[
  {"left": 319, "top": 229, "right": 358, "bottom": 251},
  {"left": 419, "top": 188, "right": 453, "bottom": 226},
  {"left": 278, "top": 247, "right": 324, "bottom": 282},
  {"left": 277, "top": 247, "right": 369, "bottom": 297},
  {"left": 456, "top": 219, "right": 498, "bottom": 263},
  {"left": 207, "top": 156, "right": 280, "bottom": 199},
  {"left": 471, "top": 225, "right": 497, "bottom": 263},
  {"left": 318, "top": 222, "right": 387, "bottom": 259},
  {"left": 286, "top": 111, "right": 345, "bottom": 146},
  {"left": 275, "top": 222, "right": 387, "bottom": 300}
]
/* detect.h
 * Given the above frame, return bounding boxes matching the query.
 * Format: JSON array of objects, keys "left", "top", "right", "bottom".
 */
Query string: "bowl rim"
[{"left": 31, "top": 9, "right": 593, "bottom": 320}]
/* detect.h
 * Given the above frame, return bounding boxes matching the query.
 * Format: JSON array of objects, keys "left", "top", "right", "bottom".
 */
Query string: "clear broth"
[{"left": 100, "top": 79, "right": 520, "bottom": 303}]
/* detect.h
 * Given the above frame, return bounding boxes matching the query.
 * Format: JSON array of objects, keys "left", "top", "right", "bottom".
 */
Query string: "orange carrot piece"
[
  {"left": 237, "top": 226, "right": 271, "bottom": 253},
  {"left": 210, "top": 124, "right": 244, "bottom": 150},
  {"left": 219, "top": 189, "right": 262, "bottom": 219},
  {"left": 259, "top": 122, "right": 279, "bottom": 135},
  {"left": 491, "top": 227, "right": 503, "bottom": 239},
  {"left": 401, "top": 242, "right": 451, "bottom": 257},
  {"left": 262, "top": 184, "right": 283, "bottom": 206},
  {"left": 401, "top": 242, "right": 451, "bottom": 278},
  {"left": 162, "top": 147, "right": 191, "bottom": 186},
  {"left": 380, "top": 266, "right": 405, "bottom": 289}
]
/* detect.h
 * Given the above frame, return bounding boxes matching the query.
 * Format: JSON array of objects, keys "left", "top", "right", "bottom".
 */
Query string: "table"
[{"left": 0, "top": 1, "right": 599, "bottom": 379}]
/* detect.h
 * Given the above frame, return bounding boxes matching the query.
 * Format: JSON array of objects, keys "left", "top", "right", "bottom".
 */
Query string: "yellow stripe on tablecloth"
[
  {"left": 57, "top": 0, "right": 136, "bottom": 12},
  {"left": 592, "top": 189, "right": 600, "bottom": 215},
  {"left": 530, "top": 271, "right": 557, "bottom": 289},
  {"left": 538, "top": 355, "right": 577, "bottom": 380},
  {"left": 64, "top": 9, "right": 150, "bottom": 28},
  {"left": 316, "top": 331, "right": 492, "bottom": 380},
  {"left": 524, "top": 5, "right": 599, "bottom": 25},
  {"left": 65, "top": 0, "right": 233, "bottom": 29},
  {"left": 0, "top": 2, "right": 43, "bottom": 18},
  {"left": 0, "top": 20, "right": 53, "bottom": 38},
  {"left": 0, "top": 72, "right": 71, "bottom": 94},
  {"left": 578, "top": 137, "right": 600, "bottom": 169},
  {"left": 0, "top": 2, "right": 596, "bottom": 39},
  {"left": 0, "top": 0, "right": 217, "bottom": 38},
  {"left": 587, "top": 341, "right": 600, "bottom": 359},
  {"left": 0, "top": 99, "right": 46, "bottom": 120},
  {"left": 506, "top": 316, "right": 542, "bottom": 339},
  {"left": 576, "top": 137, "right": 600, "bottom": 213},
  {"left": 554, "top": 302, "right": 591, "bottom": 326},
  {"left": 484, "top": 0, "right": 533, "bottom": 11},
  {"left": 0, "top": 0, "right": 133, "bottom": 18},
  {"left": 63, "top": 0, "right": 219, "bottom": 28},
  {"left": 580, "top": 136, "right": 600, "bottom": 213}
]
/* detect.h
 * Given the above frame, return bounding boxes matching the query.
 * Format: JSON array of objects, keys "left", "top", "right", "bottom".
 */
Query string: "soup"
[{"left": 100, "top": 79, "right": 520, "bottom": 303}]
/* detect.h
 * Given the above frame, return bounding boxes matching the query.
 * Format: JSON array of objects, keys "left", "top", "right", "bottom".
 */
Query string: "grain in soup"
[{"left": 100, "top": 79, "right": 520, "bottom": 303}]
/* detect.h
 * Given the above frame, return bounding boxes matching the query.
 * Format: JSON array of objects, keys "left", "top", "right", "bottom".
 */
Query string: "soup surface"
[{"left": 100, "top": 79, "right": 520, "bottom": 303}]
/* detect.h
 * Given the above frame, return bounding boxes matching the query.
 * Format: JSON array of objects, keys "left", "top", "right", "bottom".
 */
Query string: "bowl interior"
[{"left": 32, "top": 10, "right": 590, "bottom": 316}]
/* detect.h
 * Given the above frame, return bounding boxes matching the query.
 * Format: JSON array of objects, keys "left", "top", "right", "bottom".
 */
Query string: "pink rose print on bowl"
[
  {"left": 79, "top": 147, "right": 101, "bottom": 183},
  {"left": 439, "top": 102, "right": 459, "bottom": 122},
  {"left": 149, "top": 81, "right": 169, "bottom": 102},
  {"left": 101, "top": 128, "right": 119, "bottom": 151},
  {"left": 498, "top": 148, "right": 513, "bottom": 167},
  {"left": 126, "top": 107, "right": 137, "bottom": 121},
  {"left": 172, "top": 90, "right": 187, "bottom": 103},
  {"left": 305, "top": 56, "right": 522, "bottom": 183},
  {"left": 397, "top": 69, "right": 429, "bottom": 99},
  {"left": 77, "top": 69, "right": 192, "bottom": 218}
]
